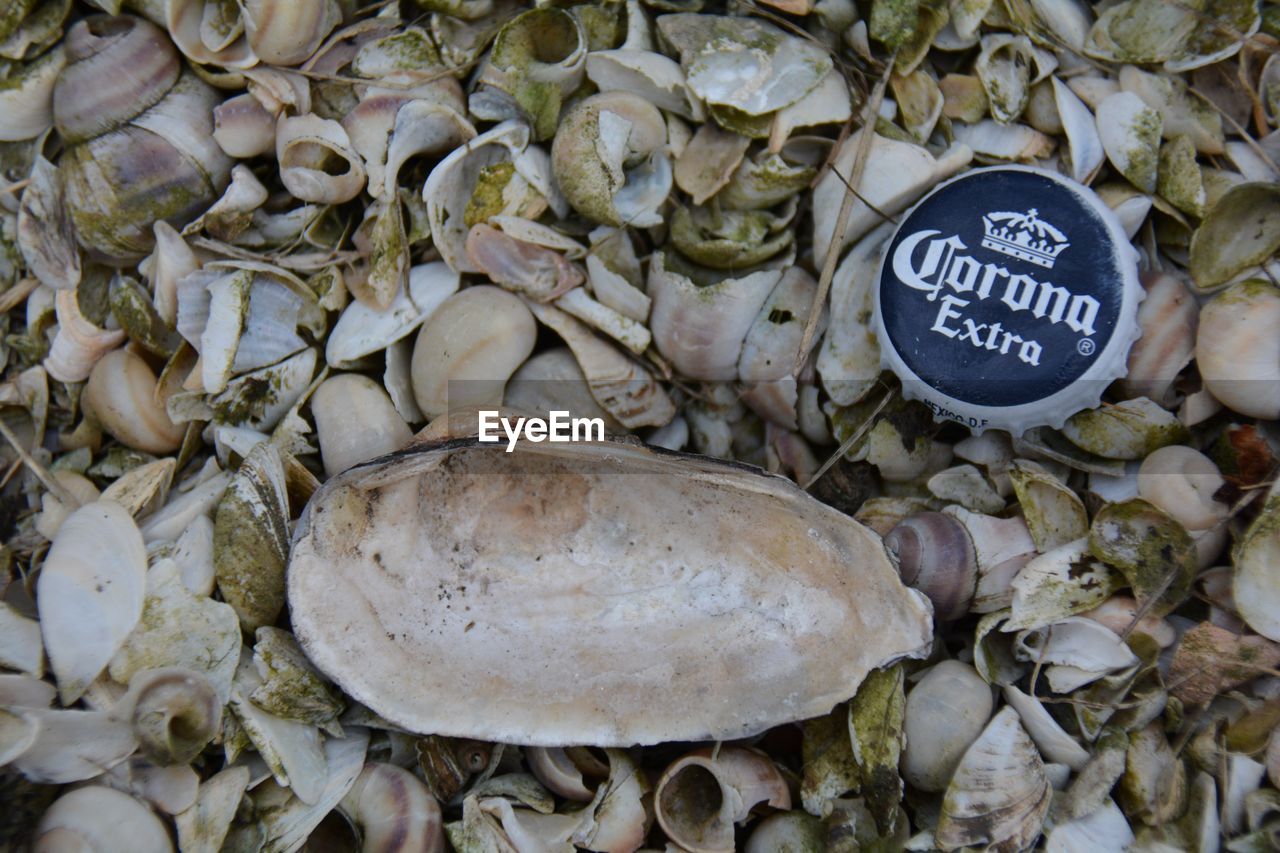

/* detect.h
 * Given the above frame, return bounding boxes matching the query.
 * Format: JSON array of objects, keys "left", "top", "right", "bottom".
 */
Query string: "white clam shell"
[
  {"left": 288, "top": 437, "right": 932, "bottom": 745},
  {"left": 1002, "top": 684, "right": 1090, "bottom": 770},
  {"left": 952, "top": 119, "right": 1054, "bottom": 162},
  {"left": 36, "top": 786, "right": 172, "bottom": 853},
  {"left": 327, "top": 261, "right": 460, "bottom": 368},
  {"left": 1014, "top": 616, "right": 1140, "bottom": 692},
  {"left": 410, "top": 285, "right": 536, "bottom": 418},
  {"left": 648, "top": 254, "right": 781, "bottom": 381},
  {"left": 174, "top": 766, "right": 251, "bottom": 853},
  {"left": 813, "top": 129, "right": 972, "bottom": 268},
  {"left": 1196, "top": 279, "right": 1280, "bottom": 418},
  {"left": 12, "top": 705, "right": 139, "bottom": 784},
  {"left": 738, "top": 267, "right": 825, "bottom": 430},
  {"left": 1052, "top": 78, "right": 1104, "bottom": 185},
  {"left": 1233, "top": 480, "right": 1280, "bottom": 642},
  {"left": 901, "top": 660, "right": 994, "bottom": 792},
  {"left": 1136, "top": 445, "right": 1228, "bottom": 532},
  {"left": 37, "top": 500, "right": 147, "bottom": 705},
  {"left": 0, "top": 604, "right": 42, "bottom": 676},
  {"left": 313, "top": 374, "right": 412, "bottom": 478},
  {"left": 229, "top": 648, "right": 328, "bottom": 805}
]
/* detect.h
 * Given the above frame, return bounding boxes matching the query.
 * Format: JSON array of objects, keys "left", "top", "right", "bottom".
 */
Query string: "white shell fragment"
[
  {"left": 37, "top": 501, "right": 148, "bottom": 705},
  {"left": 289, "top": 438, "right": 933, "bottom": 746}
]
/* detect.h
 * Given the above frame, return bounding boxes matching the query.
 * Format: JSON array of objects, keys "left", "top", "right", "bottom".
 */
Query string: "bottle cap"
[{"left": 874, "top": 165, "right": 1143, "bottom": 435}]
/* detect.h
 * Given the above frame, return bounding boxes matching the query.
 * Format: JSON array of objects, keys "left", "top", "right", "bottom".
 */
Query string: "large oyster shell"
[{"left": 288, "top": 438, "right": 932, "bottom": 746}]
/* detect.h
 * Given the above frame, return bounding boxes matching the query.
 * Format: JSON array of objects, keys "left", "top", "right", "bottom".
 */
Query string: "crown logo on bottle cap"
[{"left": 980, "top": 208, "right": 1069, "bottom": 269}]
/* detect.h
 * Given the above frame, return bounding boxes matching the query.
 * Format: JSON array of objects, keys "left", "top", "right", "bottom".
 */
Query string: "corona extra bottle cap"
[{"left": 874, "top": 166, "right": 1144, "bottom": 435}]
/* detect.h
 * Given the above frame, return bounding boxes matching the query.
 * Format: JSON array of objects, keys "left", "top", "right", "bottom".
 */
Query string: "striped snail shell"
[
  {"left": 55, "top": 15, "right": 231, "bottom": 261},
  {"left": 883, "top": 511, "right": 978, "bottom": 621}
]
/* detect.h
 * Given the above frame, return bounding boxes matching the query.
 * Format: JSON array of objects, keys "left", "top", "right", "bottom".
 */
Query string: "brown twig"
[
  {"left": 801, "top": 384, "right": 894, "bottom": 490},
  {"left": 0, "top": 417, "right": 80, "bottom": 508},
  {"left": 793, "top": 49, "right": 897, "bottom": 376}
]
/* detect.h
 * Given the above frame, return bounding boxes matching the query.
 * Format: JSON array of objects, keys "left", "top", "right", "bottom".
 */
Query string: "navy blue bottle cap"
[{"left": 874, "top": 166, "right": 1143, "bottom": 435}]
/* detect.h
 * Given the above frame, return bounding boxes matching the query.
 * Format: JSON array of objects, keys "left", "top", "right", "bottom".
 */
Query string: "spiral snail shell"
[
  {"left": 883, "top": 511, "right": 979, "bottom": 621},
  {"left": 55, "top": 16, "right": 232, "bottom": 262}
]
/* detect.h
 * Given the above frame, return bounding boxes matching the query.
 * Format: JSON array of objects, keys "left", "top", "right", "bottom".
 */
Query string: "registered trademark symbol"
[{"left": 1077, "top": 339, "right": 1096, "bottom": 356}]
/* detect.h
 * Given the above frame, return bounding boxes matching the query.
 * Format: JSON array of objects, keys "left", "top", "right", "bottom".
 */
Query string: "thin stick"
[
  {"left": 794, "top": 50, "right": 896, "bottom": 376},
  {"left": 801, "top": 385, "right": 894, "bottom": 490},
  {"left": 0, "top": 417, "right": 79, "bottom": 508},
  {"left": 0, "top": 178, "right": 31, "bottom": 196},
  {"left": 0, "top": 278, "right": 39, "bottom": 314}
]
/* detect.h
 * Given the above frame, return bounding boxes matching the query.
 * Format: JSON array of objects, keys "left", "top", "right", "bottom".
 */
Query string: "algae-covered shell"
[{"left": 288, "top": 438, "right": 933, "bottom": 746}]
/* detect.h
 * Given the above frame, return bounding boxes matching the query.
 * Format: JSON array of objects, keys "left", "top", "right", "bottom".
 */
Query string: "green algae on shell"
[
  {"left": 287, "top": 437, "right": 933, "bottom": 746},
  {"left": 1061, "top": 398, "right": 1189, "bottom": 461},
  {"left": 1089, "top": 498, "right": 1197, "bottom": 618},
  {"left": 214, "top": 442, "right": 291, "bottom": 632},
  {"left": 1189, "top": 183, "right": 1280, "bottom": 289}
]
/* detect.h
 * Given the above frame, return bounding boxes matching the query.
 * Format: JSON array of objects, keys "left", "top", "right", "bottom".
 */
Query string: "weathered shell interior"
[{"left": 290, "top": 438, "right": 931, "bottom": 746}]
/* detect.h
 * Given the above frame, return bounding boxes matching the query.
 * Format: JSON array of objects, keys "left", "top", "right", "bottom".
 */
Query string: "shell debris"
[{"left": 0, "top": 0, "right": 1277, "bottom": 849}]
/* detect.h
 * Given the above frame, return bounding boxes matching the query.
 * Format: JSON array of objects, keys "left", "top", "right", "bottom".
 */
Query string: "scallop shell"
[
  {"left": 288, "top": 437, "right": 932, "bottom": 746},
  {"left": 936, "top": 706, "right": 1051, "bottom": 851}
]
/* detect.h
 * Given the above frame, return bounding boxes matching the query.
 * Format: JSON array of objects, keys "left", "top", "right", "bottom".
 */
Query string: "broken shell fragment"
[
  {"left": 288, "top": 437, "right": 932, "bottom": 745},
  {"left": 1096, "top": 91, "right": 1162, "bottom": 192},
  {"left": 551, "top": 91, "right": 671, "bottom": 228},
  {"left": 276, "top": 114, "right": 367, "bottom": 205},
  {"left": 654, "top": 746, "right": 789, "bottom": 853}
]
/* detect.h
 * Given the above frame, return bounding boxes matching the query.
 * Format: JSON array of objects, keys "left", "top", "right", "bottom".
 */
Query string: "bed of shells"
[{"left": 1, "top": 0, "right": 1279, "bottom": 849}]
